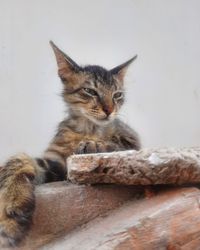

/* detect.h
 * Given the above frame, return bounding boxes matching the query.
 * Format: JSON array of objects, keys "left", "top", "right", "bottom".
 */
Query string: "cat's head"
[{"left": 50, "top": 41, "right": 137, "bottom": 125}]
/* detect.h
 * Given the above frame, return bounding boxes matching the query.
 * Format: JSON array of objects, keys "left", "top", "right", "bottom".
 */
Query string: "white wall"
[{"left": 0, "top": 0, "right": 200, "bottom": 162}]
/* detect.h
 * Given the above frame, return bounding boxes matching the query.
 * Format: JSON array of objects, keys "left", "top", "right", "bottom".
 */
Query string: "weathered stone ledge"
[
  {"left": 8, "top": 182, "right": 143, "bottom": 250},
  {"left": 44, "top": 187, "right": 200, "bottom": 250},
  {"left": 68, "top": 148, "right": 200, "bottom": 185}
]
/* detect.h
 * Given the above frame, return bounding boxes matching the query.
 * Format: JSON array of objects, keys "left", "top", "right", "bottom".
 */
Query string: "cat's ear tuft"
[
  {"left": 49, "top": 41, "right": 80, "bottom": 81},
  {"left": 110, "top": 55, "right": 137, "bottom": 81}
]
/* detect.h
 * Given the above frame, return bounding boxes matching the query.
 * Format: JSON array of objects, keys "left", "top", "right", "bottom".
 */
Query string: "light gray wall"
[{"left": 0, "top": 0, "right": 200, "bottom": 162}]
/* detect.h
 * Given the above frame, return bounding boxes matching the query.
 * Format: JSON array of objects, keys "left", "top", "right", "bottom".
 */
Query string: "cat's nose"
[{"left": 103, "top": 105, "right": 113, "bottom": 117}]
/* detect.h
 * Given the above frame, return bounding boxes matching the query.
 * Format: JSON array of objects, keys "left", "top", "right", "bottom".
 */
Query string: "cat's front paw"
[
  {"left": 0, "top": 156, "right": 35, "bottom": 247},
  {"left": 0, "top": 197, "right": 35, "bottom": 247},
  {"left": 75, "top": 140, "right": 101, "bottom": 154},
  {"left": 75, "top": 140, "right": 116, "bottom": 154}
]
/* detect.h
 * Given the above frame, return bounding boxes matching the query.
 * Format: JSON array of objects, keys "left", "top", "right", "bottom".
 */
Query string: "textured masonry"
[
  {"left": 3, "top": 148, "right": 200, "bottom": 249},
  {"left": 68, "top": 148, "right": 200, "bottom": 185},
  {"left": 8, "top": 182, "right": 142, "bottom": 250}
]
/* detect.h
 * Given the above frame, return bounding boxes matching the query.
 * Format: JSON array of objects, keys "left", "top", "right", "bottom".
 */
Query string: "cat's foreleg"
[
  {"left": 114, "top": 133, "right": 141, "bottom": 151},
  {"left": 112, "top": 121, "right": 141, "bottom": 151},
  {"left": 0, "top": 153, "right": 66, "bottom": 247}
]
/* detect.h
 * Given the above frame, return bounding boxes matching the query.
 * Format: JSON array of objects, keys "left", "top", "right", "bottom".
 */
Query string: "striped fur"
[{"left": 0, "top": 42, "right": 140, "bottom": 247}]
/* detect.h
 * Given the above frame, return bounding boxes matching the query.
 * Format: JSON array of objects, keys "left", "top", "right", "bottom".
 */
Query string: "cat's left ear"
[
  {"left": 50, "top": 41, "right": 80, "bottom": 81},
  {"left": 110, "top": 55, "right": 137, "bottom": 82}
]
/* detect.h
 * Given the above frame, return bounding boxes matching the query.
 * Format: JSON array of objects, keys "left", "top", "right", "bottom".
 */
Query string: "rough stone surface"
[
  {"left": 3, "top": 148, "right": 200, "bottom": 249},
  {"left": 43, "top": 187, "right": 200, "bottom": 250},
  {"left": 5, "top": 182, "right": 142, "bottom": 250},
  {"left": 68, "top": 148, "right": 200, "bottom": 185}
]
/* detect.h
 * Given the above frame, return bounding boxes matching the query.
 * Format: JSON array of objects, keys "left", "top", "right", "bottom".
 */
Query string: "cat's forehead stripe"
[
  {"left": 86, "top": 80, "right": 96, "bottom": 88},
  {"left": 84, "top": 65, "right": 113, "bottom": 85}
]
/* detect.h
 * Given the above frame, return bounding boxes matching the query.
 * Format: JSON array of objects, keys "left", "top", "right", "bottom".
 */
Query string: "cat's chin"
[
  {"left": 85, "top": 114, "right": 115, "bottom": 126},
  {"left": 79, "top": 108, "right": 115, "bottom": 126},
  {"left": 90, "top": 117, "right": 113, "bottom": 126}
]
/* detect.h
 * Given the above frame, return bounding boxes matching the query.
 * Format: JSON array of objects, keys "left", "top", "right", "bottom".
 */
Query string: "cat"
[{"left": 0, "top": 41, "right": 141, "bottom": 247}]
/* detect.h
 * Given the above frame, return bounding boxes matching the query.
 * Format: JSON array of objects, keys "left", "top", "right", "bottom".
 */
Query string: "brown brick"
[
  {"left": 8, "top": 182, "right": 142, "bottom": 250},
  {"left": 44, "top": 187, "right": 200, "bottom": 250}
]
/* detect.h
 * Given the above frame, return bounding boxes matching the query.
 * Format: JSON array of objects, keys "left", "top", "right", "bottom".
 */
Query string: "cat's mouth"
[
  {"left": 79, "top": 108, "right": 116, "bottom": 125},
  {"left": 85, "top": 112, "right": 115, "bottom": 124}
]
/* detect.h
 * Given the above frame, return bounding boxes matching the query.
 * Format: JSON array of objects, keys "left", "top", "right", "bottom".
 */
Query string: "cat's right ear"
[
  {"left": 110, "top": 55, "right": 137, "bottom": 82},
  {"left": 50, "top": 41, "right": 80, "bottom": 82}
]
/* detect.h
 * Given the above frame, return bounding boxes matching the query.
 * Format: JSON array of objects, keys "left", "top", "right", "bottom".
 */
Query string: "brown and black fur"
[{"left": 0, "top": 41, "right": 141, "bottom": 247}]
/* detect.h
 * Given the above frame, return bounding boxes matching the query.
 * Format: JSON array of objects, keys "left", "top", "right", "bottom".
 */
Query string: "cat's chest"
[
  {"left": 70, "top": 118, "right": 116, "bottom": 139},
  {"left": 91, "top": 124, "right": 115, "bottom": 139}
]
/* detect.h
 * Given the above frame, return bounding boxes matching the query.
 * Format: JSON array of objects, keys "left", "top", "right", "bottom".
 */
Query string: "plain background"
[{"left": 0, "top": 0, "right": 200, "bottom": 162}]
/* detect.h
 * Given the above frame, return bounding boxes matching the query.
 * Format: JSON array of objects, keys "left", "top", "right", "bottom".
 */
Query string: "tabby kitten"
[{"left": 0, "top": 41, "right": 141, "bottom": 247}]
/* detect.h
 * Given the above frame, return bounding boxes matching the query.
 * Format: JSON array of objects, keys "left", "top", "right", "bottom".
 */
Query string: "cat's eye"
[
  {"left": 113, "top": 92, "right": 124, "bottom": 100},
  {"left": 83, "top": 88, "right": 98, "bottom": 97}
]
